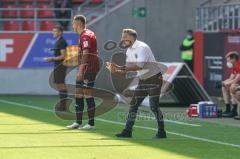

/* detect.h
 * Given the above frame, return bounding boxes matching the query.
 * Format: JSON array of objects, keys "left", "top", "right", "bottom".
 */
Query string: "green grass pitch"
[{"left": 0, "top": 95, "right": 239, "bottom": 159}]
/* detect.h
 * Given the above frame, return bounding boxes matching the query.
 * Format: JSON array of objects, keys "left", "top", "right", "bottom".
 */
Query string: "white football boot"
[
  {"left": 66, "top": 122, "right": 82, "bottom": 129},
  {"left": 79, "top": 124, "right": 95, "bottom": 130}
]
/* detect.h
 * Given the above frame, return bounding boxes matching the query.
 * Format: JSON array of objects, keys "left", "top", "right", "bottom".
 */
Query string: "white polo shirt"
[
  {"left": 126, "top": 40, "right": 161, "bottom": 79},
  {"left": 126, "top": 40, "right": 156, "bottom": 66}
]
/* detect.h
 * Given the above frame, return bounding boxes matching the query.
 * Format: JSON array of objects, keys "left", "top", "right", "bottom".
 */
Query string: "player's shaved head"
[
  {"left": 72, "top": 15, "right": 86, "bottom": 34},
  {"left": 73, "top": 15, "right": 86, "bottom": 26}
]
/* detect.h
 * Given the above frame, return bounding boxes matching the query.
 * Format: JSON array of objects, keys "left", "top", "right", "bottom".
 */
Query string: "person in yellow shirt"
[{"left": 180, "top": 30, "right": 195, "bottom": 71}]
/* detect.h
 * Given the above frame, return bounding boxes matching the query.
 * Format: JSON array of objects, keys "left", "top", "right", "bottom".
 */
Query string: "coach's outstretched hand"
[{"left": 106, "top": 62, "right": 117, "bottom": 73}]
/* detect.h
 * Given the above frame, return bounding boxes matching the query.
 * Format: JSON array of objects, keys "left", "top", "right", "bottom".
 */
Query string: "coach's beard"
[{"left": 119, "top": 40, "right": 132, "bottom": 49}]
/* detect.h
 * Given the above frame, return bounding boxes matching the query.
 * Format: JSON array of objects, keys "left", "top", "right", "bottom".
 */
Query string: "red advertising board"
[{"left": 0, "top": 33, "right": 34, "bottom": 67}]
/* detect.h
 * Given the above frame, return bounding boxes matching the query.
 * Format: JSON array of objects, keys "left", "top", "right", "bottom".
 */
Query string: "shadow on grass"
[{"left": 0, "top": 95, "right": 239, "bottom": 159}]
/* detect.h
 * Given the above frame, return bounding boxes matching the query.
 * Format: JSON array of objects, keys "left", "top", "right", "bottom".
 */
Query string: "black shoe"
[
  {"left": 222, "top": 110, "right": 233, "bottom": 117},
  {"left": 154, "top": 131, "right": 167, "bottom": 139},
  {"left": 116, "top": 130, "right": 132, "bottom": 138},
  {"left": 223, "top": 110, "right": 238, "bottom": 118},
  {"left": 234, "top": 116, "right": 240, "bottom": 120}
]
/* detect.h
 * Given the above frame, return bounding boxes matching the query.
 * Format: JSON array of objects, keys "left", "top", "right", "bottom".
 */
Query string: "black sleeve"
[{"left": 59, "top": 40, "right": 68, "bottom": 50}]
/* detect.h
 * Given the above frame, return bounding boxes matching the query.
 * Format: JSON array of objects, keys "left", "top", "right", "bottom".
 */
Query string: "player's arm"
[
  {"left": 79, "top": 49, "right": 89, "bottom": 74},
  {"left": 46, "top": 49, "right": 66, "bottom": 62},
  {"left": 46, "top": 41, "right": 67, "bottom": 62},
  {"left": 223, "top": 74, "right": 240, "bottom": 86},
  {"left": 227, "top": 73, "right": 235, "bottom": 80},
  {"left": 233, "top": 85, "right": 240, "bottom": 94},
  {"left": 228, "top": 74, "right": 240, "bottom": 84},
  {"left": 79, "top": 35, "right": 92, "bottom": 73},
  {"left": 53, "top": 49, "right": 66, "bottom": 61},
  {"left": 222, "top": 74, "right": 235, "bottom": 85},
  {"left": 55, "top": 49, "right": 66, "bottom": 61},
  {"left": 76, "top": 49, "right": 89, "bottom": 81}
]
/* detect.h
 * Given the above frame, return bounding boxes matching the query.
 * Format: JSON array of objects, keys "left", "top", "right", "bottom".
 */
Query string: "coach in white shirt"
[{"left": 106, "top": 28, "right": 167, "bottom": 139}]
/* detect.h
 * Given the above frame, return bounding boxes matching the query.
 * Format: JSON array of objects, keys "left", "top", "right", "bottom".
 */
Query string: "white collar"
[{"left": 130, "top": 40, "right": 139, "bottom": 49}]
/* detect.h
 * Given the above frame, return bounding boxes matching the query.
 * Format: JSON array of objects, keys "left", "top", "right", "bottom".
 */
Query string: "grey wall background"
[
  {"left": 0, "top": 0, "right": 204, "bottom": 94},
  {"left": 91, "top": 0, "right": 204, "bottom": 61}
]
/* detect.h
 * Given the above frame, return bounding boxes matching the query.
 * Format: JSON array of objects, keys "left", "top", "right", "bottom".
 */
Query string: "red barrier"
[{"left": 194, "top": 32, "right": 204, "bottom": 85}]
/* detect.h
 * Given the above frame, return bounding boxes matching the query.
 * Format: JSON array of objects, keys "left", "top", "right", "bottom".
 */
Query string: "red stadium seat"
[
  {"left": 40, "top": 21, "right": 55, "bottom": 31},
  {"left": 86, "top": 16, "right": 97, "bottom": 24},
  {"left": 116, "top": 0, "right": 122, "bottom": 5},
  {"left": 22, "top": 21, "right": 35, "bottom": 31},
  {"left": 37, "top": 0, "right": 51, "bottom": 2},
  {"left": 72, "top": 0, "right": 85, "bottom": 4},
  {"left": 19, "top": 0, "right": 34, "bottom": 3},
  {"left": 37, "top": 4, "right": 54, "bottom": 18},
  {"left": 2, "top": 4, "right": 17, "bottom": 18},
  {"left": 20, "top": 4, "right": 34, "bottom": 18},
  {"left": 91, "top": 15, "right": 97, "bottom": 20},
  {"left": 3, "top": 21, "right": 19, "bottom": 31},
  {"left": 91, "top": 0, "right": 103, "bottom": 4},
  {"left": 1, "top": 0, "right": 16, "bottom": 2}
]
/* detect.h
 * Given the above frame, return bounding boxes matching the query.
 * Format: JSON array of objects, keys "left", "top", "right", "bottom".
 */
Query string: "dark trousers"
[{"left": 124, "top": 73, "right": 165, "bottom": 132}]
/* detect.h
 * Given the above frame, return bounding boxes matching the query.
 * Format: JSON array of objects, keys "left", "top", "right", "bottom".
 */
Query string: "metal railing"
[
  {"left": 200, "top": 0, "right": 233, "bottom": 7},
  {"left": 0, "top": 7, "right": 73, "bottom": 32},
  {"left": 196, "top": 1, "right": 240, "bottom": 32},
  {"left": 0, "top": 0, "right": 127, "bottom": 32},
  {"left": 74, "top": 0, "right": 127, "bottom": 26}
]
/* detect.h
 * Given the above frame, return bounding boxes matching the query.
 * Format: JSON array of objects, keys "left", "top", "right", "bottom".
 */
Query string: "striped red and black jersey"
[{"left": 79, "top": 29, "right": 100, "bottom": 74}]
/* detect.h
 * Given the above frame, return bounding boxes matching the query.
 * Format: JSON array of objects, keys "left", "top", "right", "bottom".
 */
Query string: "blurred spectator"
[
  {"left": 222, "top": 51, "right": 240, "bottom": 118},
  {"left": 179, "top": 30, "right": 194, "bottom": 71},
  {"left": 54, "top": 0, "right": 72, "bottom": 30}
]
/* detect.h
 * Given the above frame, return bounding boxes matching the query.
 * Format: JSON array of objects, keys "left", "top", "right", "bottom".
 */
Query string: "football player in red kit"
[{"left": 67, "top": 15, "right": 100, "bottom": 130}]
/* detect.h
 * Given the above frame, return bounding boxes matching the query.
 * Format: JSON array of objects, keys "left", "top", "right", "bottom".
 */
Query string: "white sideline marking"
[
  {"left": 0, "top": 99, "right": 52, "bottom": 112},
  {"left": 0, "top": 99, "right": 200, "bottom": 127},
  {"left": 0, "top": 99, "right": 240, "bottom": 148},
  {"left": 96, "top": 118, "right": 240, "bottom": 148}
]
